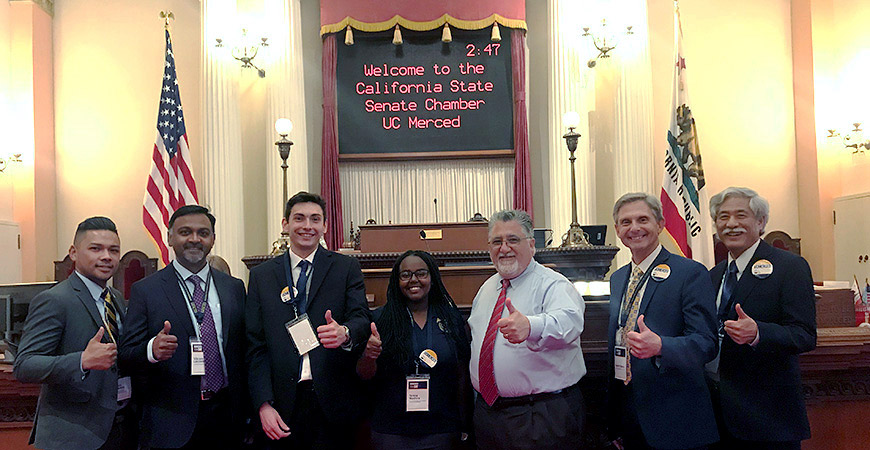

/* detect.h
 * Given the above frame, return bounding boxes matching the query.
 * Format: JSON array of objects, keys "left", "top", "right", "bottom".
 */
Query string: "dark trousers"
[
  {"left": 151, "top": 389, "right": 237, "bottom": 450},
  {"left": 264, "top": 381, "right": 354, "bottom": 450},
  {"left": 611, "top": 380, "right": 707, "bottom": 450},
  {"left": 706, "top": 378, "right": 800, "bottom": 450},
  {"left": 473, "top": 383, "right": 585, "bottom": 450}
]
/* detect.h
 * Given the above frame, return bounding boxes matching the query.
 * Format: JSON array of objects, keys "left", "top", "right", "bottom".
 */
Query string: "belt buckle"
[{"left": 201, "top": 389, "right": 214, "bottom": 401}]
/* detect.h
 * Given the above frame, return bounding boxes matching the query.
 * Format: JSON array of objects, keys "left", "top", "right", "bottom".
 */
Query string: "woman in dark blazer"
[{"left": 357, "top": 250, "right": 472, "bottom": 450}]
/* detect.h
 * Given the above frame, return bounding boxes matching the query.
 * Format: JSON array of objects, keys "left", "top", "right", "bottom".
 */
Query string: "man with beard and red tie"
[
  {"left": 120, "top": 205, "right": 248, "bottom": 449},
  {"left": 467, "top": 209, "right": 586, "bottom": 450}
]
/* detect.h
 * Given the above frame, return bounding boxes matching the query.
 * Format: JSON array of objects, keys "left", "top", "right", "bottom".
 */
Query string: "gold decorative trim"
[{"left": 321, "top": 13, "right": 526, "bottom": 36}]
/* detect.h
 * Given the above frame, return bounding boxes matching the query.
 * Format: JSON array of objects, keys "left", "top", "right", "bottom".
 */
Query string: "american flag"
[{"left": 143, "top": 29, "right": 198, "bottom": 265}]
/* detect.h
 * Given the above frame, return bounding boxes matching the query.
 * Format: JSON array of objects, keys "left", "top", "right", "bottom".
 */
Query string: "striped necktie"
[{"left": 102, "top": 288, "right": 119, "bottom": 344}]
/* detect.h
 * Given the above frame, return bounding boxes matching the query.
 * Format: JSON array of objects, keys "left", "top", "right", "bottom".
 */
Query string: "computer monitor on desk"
[{"left": 0, "top": 282, "right": 56, "bottom": 361}]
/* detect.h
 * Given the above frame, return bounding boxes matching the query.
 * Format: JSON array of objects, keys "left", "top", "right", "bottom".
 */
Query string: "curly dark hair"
[{"left": 376, "top": 250, "right": 470, "bottom": 369}]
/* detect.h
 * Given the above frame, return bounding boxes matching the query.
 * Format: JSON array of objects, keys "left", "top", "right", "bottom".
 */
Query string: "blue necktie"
[
  {"left": 296, "top": 260, "right": 311, "bottom": 313},
  {"left": 720, "top": 260, "right": 739, "bottom": 316}
]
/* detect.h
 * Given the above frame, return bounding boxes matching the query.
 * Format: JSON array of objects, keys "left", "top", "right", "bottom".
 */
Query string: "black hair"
[
  {"left": 376, "top": 250, "right": 470, "bottom": 370},
  {"left": 168, "top": 205, "right": 216, "bottom": 232},
  {"left": 284, "top": 191, "right": 328, "bottom": 221},
  {"left": 74, "top": 216, "right": 118, "bottom": 243}
]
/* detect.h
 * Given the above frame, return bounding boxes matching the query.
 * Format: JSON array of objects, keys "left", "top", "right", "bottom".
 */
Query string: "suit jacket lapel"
[
  {"left": 307, "top": 247, "right": 333, "bottom": 310},
  {"left": 69, "top": 274, "right": 104, "bottom": 332},
  {"left": 159, "top": 266, "right": 197, "bottom": 337},
  {"left": 729, "top": 240, "right": 769, "bottom": 317},
  {"left": 611, "top": 265, "right": 630, "bottom": 319},
  {"left": 637, "top": 248, "right": 671, "bottom": 317},
  {"left": 213, "top": 271, "right": 233, "bottom": 344}
]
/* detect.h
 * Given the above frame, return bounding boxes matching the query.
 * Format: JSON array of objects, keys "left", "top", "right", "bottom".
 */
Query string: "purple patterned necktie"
[{"left": 189, "top": 274, "right": 225, "bottom": 392}]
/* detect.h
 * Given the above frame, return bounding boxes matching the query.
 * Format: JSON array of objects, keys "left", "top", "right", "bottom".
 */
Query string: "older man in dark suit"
[
  {"left": 707, "top": 187, "right": 816, "bottom": 450},
  {"left": 120, "top": 205, "right": 247, "bottom": 449},
  {"left": 246, "top": 191, "right": 372, "bottom": 449},
  {"left": 14, "top": 217, "right": 128, "bottom": 450},
  {"left": 607, "top": 193, "right": 719, "bottom": 450}
]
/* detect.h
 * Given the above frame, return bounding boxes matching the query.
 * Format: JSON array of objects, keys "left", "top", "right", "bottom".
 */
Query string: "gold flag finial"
[{"left": 159, "top": 11, "right": 175, "bottom": 30}]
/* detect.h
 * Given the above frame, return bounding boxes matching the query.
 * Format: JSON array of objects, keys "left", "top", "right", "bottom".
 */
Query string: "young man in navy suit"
[
  {"left": 607, "top": 193, "right": 719, "bottom": 449},
  {"left": 120, "top": 205, "right": 248, "bottom": 449},
  {"left": 707, "top": 187, "right": 816, "bottom": 449},
  {"left": 246, "top": 191, "right": 372, "bottom": 449}
]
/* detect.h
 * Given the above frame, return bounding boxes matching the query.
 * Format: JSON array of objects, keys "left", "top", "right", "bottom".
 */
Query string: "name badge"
[
  {"left": 190, "top": 338, "right": 205, "bottom": 376},
  {"left": 614, "top": 346, "right": 628, "bottom": 381},
  {"left": 406, "top": 375, "right": 430, "bottom": 412},
  {"left": 285, "top": 314, "right": 320, "bottom": 356},
  {"left": 117, "top": 376, "right": 132, "bottom": 401}
]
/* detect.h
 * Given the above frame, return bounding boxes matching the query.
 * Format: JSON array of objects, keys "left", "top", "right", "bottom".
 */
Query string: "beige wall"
[
  {"left": 0, "top": 0, "right": 13, "bottom": 223},
  {"left": 52, "top": 0, "right": 201, "bottom": 261}
]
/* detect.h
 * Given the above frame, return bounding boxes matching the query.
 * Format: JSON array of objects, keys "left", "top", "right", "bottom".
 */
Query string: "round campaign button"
[
  {"left": 751, "top": 259, "right": 773, "bottom": 279},
  {"left": 419, "top": 349, "right": 438, "bottom": 368},
  {"left": 281, "top": 286, "right": 292, "bottom": 303},
  {"left": 651, "top": 264, "right": 671, "bottom": 282}
]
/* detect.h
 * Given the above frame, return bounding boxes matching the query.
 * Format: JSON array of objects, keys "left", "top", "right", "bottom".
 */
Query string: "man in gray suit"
[{"left": 14, "top": 217, "right": 128, "bottom": 450}]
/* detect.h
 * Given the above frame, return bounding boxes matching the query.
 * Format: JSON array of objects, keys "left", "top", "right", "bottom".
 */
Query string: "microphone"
[
  {"left": 433, "top": 198, "right": 438, "bottom": 223},
  {"left": 419, "top": 229, "right": 432, "bottom": 253}
]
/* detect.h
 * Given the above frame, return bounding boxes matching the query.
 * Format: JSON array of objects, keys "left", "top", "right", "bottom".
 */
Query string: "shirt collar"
[
  {"left": 498, "top": 259, "right": 538, "bottom": 284},
  {"left": 288, "top": 246, "right": 318, "bottom": 269},
  {"left": 631, "top": 244, "right": 663, "bottom": 274},
  {"left": 727, "top": 239, "right": 761, "bottom": 275},
  {"left": 172, "top": 259, "right": 210, "bottom": 281},
  {"left": 74, "top": 270, "right": 107, "bottom": 301}
]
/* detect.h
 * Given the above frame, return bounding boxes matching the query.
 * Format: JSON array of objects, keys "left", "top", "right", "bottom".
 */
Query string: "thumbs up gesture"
[
  {"left": 81, "top": 327, "right": 117, "bottom": 371},
  {"left": 363, "top": 322, "right": 382, "bottom": 360},
  {"left": 496, "top": 298, "right": 531, "bottom": 344},
  {"left": 152, "top": 320, "right": 178, "bottom": 361},
  {"left": 317, "top": 309, "right": 349, "bottom": 349},
  {"left": 625, "top": 315, "right": 662, "bottom": 359},
  {"left": 723, "top": 303, "right": 759, "bottom": 345}
]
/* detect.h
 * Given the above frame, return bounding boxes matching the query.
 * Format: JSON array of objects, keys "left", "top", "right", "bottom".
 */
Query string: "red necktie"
[{"left": 479, "top": 278, "right": 510, "bottom": 405}]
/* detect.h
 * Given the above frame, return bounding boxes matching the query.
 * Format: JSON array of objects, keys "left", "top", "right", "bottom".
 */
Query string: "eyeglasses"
[
  {"left": 488, "top": 236, "right": 531, "bottom": 249},
  {"left": 399, "top": 269, "right": 430, "bottom": 281}
]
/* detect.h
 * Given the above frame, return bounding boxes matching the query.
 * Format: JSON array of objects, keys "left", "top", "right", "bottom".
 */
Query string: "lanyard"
[
  {"left": 408, "top": 308, "right": 434, "bottom": 375},
  {"left": 618, "top": 266, "right": 653, "bottom": 329},
  {"left": 175, "top": 267, "right": 212, "bottom": 326},
  {"left": 283, "top": 252, "right": 310, "bottom": 315}
]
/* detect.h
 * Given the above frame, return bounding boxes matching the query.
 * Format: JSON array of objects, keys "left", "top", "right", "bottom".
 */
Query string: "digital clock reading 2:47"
[{"left": 336, "top": 28, "right": 515, "bottom": 156}]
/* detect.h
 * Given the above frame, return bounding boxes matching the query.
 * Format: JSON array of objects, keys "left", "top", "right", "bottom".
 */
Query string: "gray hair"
[
  {"left": 612, "top": 193, "right": 664, "bottom": 223},
  {"left": 488, "top": 209, "right": 534, "bottom": 238},
  {"left": 709, "top": 187, "right": 769, "bottom": 232}
]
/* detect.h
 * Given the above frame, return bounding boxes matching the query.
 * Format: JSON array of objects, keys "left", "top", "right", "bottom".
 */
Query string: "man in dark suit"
[
  {"left": 14, "top": 217, "right": 129, "bottom": 450},
  {"left": 707, "top": 187, "right": 816, "bottom": 449},
  {"left": 119, "top": 205, "right": 247, "bottom": 449},
  {"left": 607, "top": 193, "right": 719, "bottom": 449},
  {"left": 246, "top": 191, "right": 372, "bottom": 449}
]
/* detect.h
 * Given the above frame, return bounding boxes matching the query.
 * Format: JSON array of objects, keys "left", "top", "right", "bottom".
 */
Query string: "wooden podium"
[{"left": 358, "top": 221, "right": 490, "bottom": 253}]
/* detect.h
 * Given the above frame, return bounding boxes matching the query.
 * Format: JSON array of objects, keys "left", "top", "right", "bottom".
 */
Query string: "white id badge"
[
  {"left": 117, "top": 376, "right": 132, "bottom": 401},
  {"left": 406, "top": 375, "right": 430, "bottom": 412},
  {"left": 614, "top": 345, "right": 628, "bottom": 381},
  {"left": 190, "top": 338, "right": 205, "bottom": 376},
  {"left": 285, "top": 314, "right": 320, "bottom": 356}
]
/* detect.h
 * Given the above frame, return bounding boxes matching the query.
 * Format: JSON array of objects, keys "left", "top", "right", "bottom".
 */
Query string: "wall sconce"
[
  {"left": 0, "top": 153, "right": 22, "bottom": 173},
  {"left": 582, "top": 18, "right": 633, "bottom": 68},
  {"left": 215, "top": 28, "right": 269, "bottom": 78},
  {"left": 827, "top": 123, "right": 870, "bottom": 154}
]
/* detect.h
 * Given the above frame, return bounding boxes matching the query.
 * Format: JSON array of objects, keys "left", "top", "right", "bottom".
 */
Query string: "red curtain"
[
  {"left": 511, "top": 29, "right": 532, "bottom": 218},
  {"left": 320, "top": 34, "right": 343, "bottom": 250},
  {"left": 320, "top": 0, "right": 525, "bottom": 32}
]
